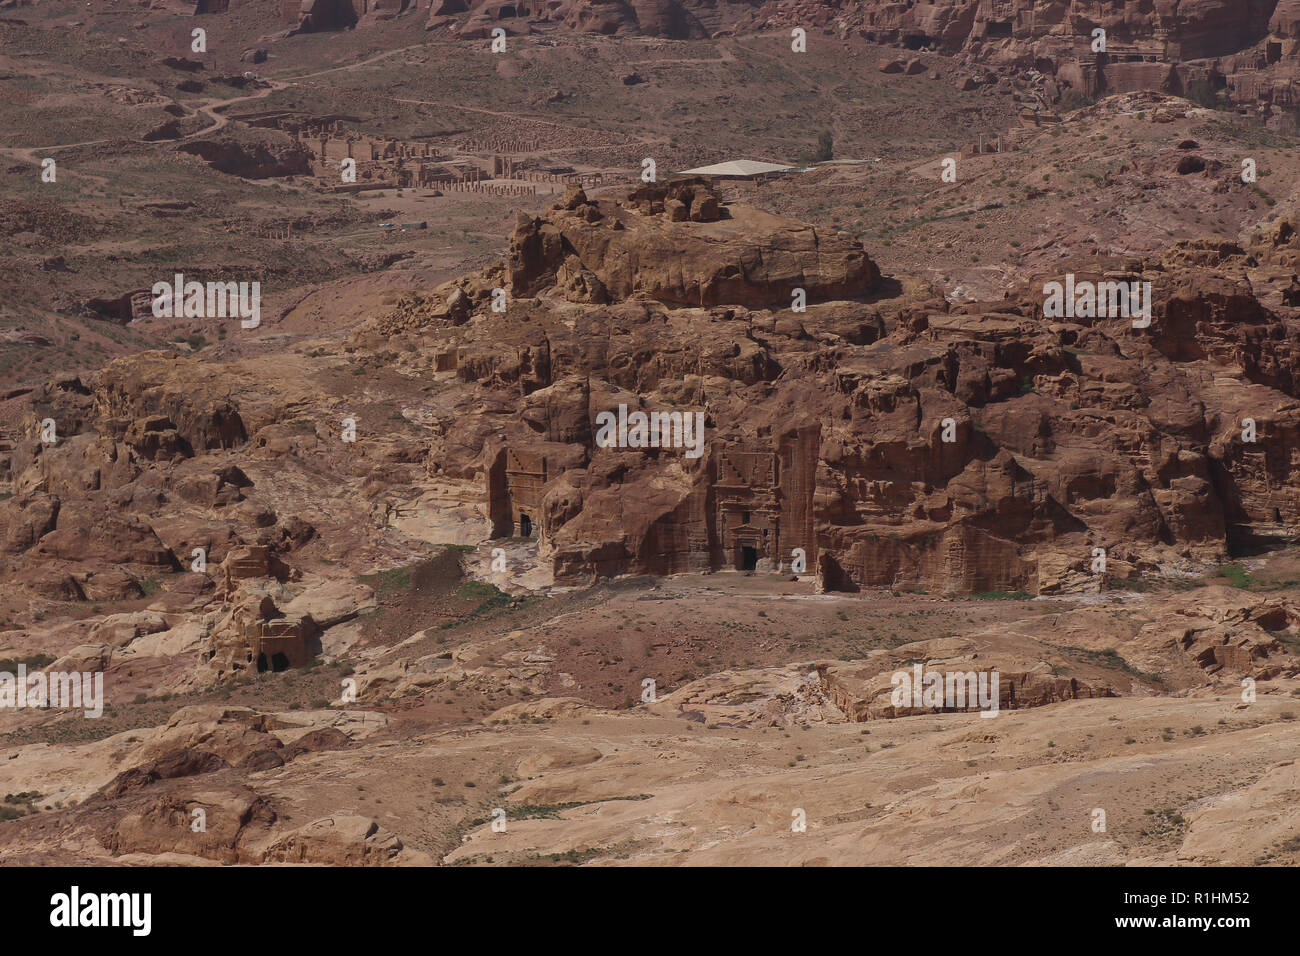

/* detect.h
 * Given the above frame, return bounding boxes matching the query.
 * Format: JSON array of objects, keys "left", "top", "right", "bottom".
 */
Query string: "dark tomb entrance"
[
  {"left": 741, "top": 546, "right": 758, "bottom": 571},
  {"left": 519, "top": 513, "right": 533, "bottom": 538}
]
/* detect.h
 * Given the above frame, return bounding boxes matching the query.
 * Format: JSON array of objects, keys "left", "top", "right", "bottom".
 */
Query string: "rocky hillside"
[
  {"left": 340, "top": 174, "right": 1300, "bottom": 594},
  {"left": 4, "top": 6, "right": 1300, "bottom": 870},
  {"left": 10, "top": 159, "right": 1300, "bottom": 608}
]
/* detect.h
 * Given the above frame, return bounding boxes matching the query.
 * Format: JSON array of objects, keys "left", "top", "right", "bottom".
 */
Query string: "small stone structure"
[{"left": 206, "top": 546, "right": 316, "bottom": 677}]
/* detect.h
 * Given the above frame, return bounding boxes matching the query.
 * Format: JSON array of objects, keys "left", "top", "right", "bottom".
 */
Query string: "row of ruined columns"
[
  {"left": 518, "top": 171, "right": 603, "bottom": 185},
  {"left": 460, "top": 138, "right": 540, "bottom": 152},
  {"left": 447, "top": 179, "right": 537, "bottom": 195}
]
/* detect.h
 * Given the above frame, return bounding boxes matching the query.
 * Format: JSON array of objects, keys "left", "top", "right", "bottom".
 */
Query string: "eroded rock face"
[
  {"left": 283, "top": 0, "right": 360, "bottom": 33},
  {"left": 265, "top": 815, "right": 432, "bottom": 865},
  {"left": 352, "top": 181, "right": 1300, "bottom": 594},
  {"left": 507, "top": 180, "right": 880, "bottom": 308},
  {"left": 421, "top": 0, "right": 1279, "bottom": 61},
  {"left": 106, "top": 786, "right": 278, "bottom": 864},
  {"left": 11, "top": 171, "right": 1300, "bottom": 599},
  {"left": 560, "top": 0, "right": 707, "bottom": 38},
  {"left": 417, "top": 0, "right": 1300, "bottom": 122},
  {"left": 423, "top": 0, "right": 707, "bottom": 37},
  {"left": 817, "top": 0, "right": 1279, "bottom": 60},
  {"left": 820, "top": 0, "right": 1300, "bottom": 116}
]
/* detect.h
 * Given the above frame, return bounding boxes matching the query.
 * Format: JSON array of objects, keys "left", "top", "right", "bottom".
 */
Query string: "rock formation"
[
  {"left": 341, "top": 178, "right": 1300, "bottom": 594},
  {"left": 13, "top": 171, "right": 1300, "bottom": 600},
  {"left": 410, "top": 0, "right": 1300, "bottom": 125}
]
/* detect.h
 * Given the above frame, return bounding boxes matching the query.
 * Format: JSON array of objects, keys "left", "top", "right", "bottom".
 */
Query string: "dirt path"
[{"left": 0, "top": 42, "right": 423, "bottom": 165}]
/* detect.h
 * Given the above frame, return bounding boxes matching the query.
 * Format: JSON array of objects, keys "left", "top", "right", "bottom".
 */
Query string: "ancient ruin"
[{"left": 5, "top": 1, "right": 1300, "bottom": 886}]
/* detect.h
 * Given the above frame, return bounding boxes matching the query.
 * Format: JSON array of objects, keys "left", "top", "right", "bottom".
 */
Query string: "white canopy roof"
[{"left": 679, "top": 160, "right": 793, "bottom": 177}]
